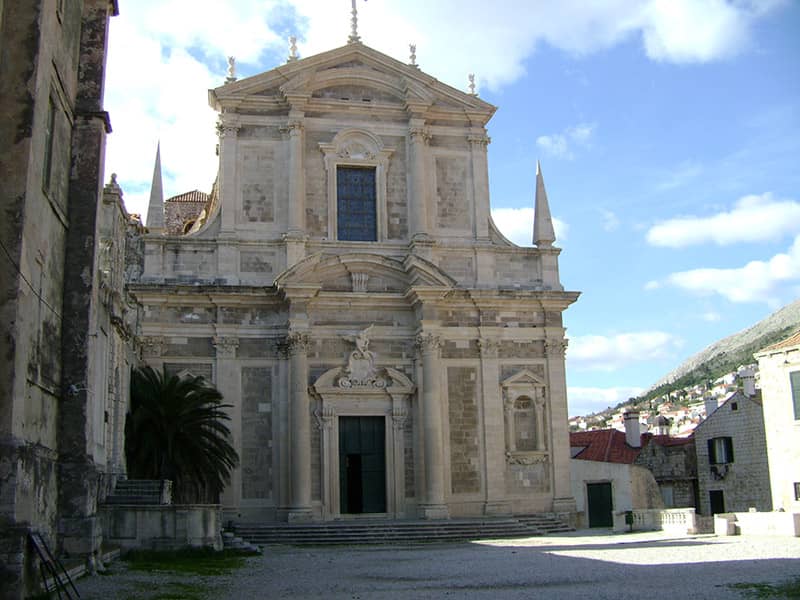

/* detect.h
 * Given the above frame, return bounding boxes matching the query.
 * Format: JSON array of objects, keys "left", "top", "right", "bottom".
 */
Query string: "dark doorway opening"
[
  {"left": 587, "top": 482, "right": 613, "bottom": 527},
  {"left": 339, "top": 416, "right": 386, "bottom": 514},
  {"left": 709, "top": 490, "right": 725, "bottom": 515}
]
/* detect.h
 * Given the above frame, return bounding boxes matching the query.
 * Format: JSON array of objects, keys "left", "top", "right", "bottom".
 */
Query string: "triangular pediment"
[
  {"left": 501, "top": 369, "right": 546, "bottom": 388},
  {"left": 209, "top": 43, "right": 495, "bottom": 122}
]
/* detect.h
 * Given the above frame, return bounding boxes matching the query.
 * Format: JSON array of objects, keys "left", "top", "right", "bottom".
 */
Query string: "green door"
[
  {"left": 587, "top": 482, "right": 613, "bottom": 527},
  {"left": 339, "top": 416, "right": 386, "bottom": 514}
]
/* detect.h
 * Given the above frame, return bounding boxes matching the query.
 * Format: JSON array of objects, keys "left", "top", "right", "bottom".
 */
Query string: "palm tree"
[{"left": 126, "top": 365, "right": 239, "bottom": 503}]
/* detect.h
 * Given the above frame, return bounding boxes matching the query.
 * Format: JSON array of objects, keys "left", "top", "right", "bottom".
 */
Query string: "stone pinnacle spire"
[
  {"left": 146, "top": 142, "right": 164, "bottom": 231},
  {"left": 532, "top": 160, "right": 555, "bottom": 248}
]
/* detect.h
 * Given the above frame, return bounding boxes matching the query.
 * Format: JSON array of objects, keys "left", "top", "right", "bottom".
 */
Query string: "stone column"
[
  {"left": 391, "top": 405, "right": 408, "bottom": 519},
  {"left": 408, "top": 119, "right": 431, "bottom": 240},
  {"left": 213, "top": 335, "right": 240, "bottom": 512},
  {"left": 534, "top": 391, "right": 546, "bottom": 452},
  {"left": 286, "top": 116, "right": 305, "bottom": 235},
  {"left": 545, "top": 337, "right": 576, "bottom": 514},
  {"left": 218, "top": 117, "right": 240, "bottom": 234},
  {"left": 314, "top": 405, "right": 335, "bottom": 519},
  {"left": 504, "top": 393, "right": 516, "bottom": 453},
  {"left": 218, "top": 117, "right": 240, "bottom": 283},
  {"left": 416, "top": 332, "right": 449, "bottom": 518},
  {"left": 287, "top": 331, "right": 312, "bottom": 521},
  {"left": 479, "top": 338, "right": 510, "bottom": 515},
  {"left": 468, "top": 132, "right": 491, "bottom": 241}
]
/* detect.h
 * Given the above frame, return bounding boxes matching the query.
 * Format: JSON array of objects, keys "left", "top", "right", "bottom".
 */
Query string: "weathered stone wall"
[
  {"left": 634, "top": 439, "right": 696, "bottom": 508},
  {"left": 241, "top": 367, "right": 273, "bottom": 500},
  {"left": 447, "top": 366, "right": 481, "bottom": 495},
  {"left": 694, "top": 394, "right": 772, "bottom": 515},
  {"left": 757, "top": 341, "right": 800, "bottom": 513},
  {"left": 435, "top": 155, "right": 471, "bottom": 232},
  {"left": 384, "top": 135, "right": 407, "bottom": 240}
]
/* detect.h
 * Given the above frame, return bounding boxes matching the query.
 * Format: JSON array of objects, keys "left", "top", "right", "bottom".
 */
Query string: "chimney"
[
  {"left": 623, "top": 411, "right": 641, "bottom": 448},
  {"left": 704, "top": 395, "right": 719, "bottom": 419},
  {"left": 739, "top": 367, "right": 756, "bottom": 397}
]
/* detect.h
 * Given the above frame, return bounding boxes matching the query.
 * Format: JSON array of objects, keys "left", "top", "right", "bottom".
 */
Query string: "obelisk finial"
[
  {"left": 468, "top": 73, "right": 477, "bottom": 96},
  {"left": 348, "top": 0, "right": 367, "bottom": 44},
  {"left": 287, "top": 35, "right": 298, "bottom": 62}
]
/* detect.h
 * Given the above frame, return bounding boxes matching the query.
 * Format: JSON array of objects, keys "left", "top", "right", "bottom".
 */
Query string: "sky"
[{"left": 103, "top": 0, "right": 800, "bottom": 417}]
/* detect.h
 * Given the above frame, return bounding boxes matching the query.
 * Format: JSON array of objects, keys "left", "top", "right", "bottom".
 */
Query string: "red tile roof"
[
  {"left": 166, "top": 190, "right": 209, "bottom": 204},
  {"left": 570, "top": 429, "right": 692, "bottom": 464},
  {"left": 758, "top": 329, "right": 800, "bottom": 353}
]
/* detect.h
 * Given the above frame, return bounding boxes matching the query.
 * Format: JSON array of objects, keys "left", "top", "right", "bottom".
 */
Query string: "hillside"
[{"left": 637, "top": 299, "right": 800, "bottom": 403}]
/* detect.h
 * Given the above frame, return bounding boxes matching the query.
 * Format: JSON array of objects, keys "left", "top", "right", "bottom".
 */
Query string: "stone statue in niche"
[{"left": 339, "top": 325, "right": 386, "bottom": 388}]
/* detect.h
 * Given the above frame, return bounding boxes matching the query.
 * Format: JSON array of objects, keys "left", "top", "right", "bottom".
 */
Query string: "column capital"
[
  {"left": 314, "top": 406, "right": 335, "bottom": 431},
  {"left": 217, "top": 115, "right": 241, "bottom": 138},
  {"left": 409, "top": 126, "right": 431, "bottom": 144},
  {"left": 467, "top": 134, "right": 491, "bottom": 147},
  {"left": 545, "top": 337, "right": 568, "bottom": 357},
  {"left": 415, "top": 332, "right": 442, "bottom": 355},
  {"left": 287, "top": 330, "right": 311, "bottom": 354},
  {"left": 283, "top": 119, "right": 305, "bottom": 135},
  {"left": 392, "top": 408, "right": 408, "bottom": 431},
  {"left": 478, "top": 337, "right": 499, "bottom": 358},
  {"left": 141, "top": 335, "right": 165, "bottom": 358},
  {"left": 213, "top": 336, "right": 239, "bottom": 358}
]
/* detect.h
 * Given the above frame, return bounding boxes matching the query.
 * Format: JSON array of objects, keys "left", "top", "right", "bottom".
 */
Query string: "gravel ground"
[{"left": 77, "top": 531, "right": 800, "bottom": 599}]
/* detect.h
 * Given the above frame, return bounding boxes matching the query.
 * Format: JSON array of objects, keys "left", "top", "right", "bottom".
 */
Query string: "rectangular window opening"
[
  {"left": 790, "top": 371, "right": 800, "bottom": 420},
  {"left": 708, "top": 436, "right": 734, "bottom": 464},
  {"left": 337, "top": 166, "right": 377, "bottom": 241}
]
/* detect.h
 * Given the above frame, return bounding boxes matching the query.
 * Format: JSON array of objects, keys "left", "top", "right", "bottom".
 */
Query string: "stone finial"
[
  {"left": 533, "top": 160, "right": 556, "bottom": 247},
  {"left": 468, "top": 73, "right": 477, "bottom": 96},
  {"left": 348, "top": 0, "right": 366, "bottom": 44},
  {"left": 288, "top": 35, "right": 298, "bottom": 62},
  {"left": 409, "top": 43, "right": 417, "bottom": 67},
  {"left": 225, "top": 56, "right": 237, "bottom": 83}
]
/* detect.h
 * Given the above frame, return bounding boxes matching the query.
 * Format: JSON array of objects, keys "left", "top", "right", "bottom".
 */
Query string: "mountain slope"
[{"left": 639, "top": 299, "right": 800, "bottom": 402}]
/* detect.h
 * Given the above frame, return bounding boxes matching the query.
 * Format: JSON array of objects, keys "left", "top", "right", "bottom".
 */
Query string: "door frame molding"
[{"left": 312, "top": 366, "right": 415, "bottom": 520}]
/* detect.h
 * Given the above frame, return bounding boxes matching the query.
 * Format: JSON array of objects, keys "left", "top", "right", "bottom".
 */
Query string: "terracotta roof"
[
  {"left": 166, "top": 190, "right": 209, "bottom": 203},
  {"left": 758, "top": 329, "right": 800, "bottom": 354},
  {"left": 570, "top": 429, "right": 691, "bottom": 464}
]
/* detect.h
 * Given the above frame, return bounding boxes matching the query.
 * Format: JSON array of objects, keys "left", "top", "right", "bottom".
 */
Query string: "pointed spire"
[
  {"left": 146, "top": 142, "right": 164, "bottom": 231},
  {"left": 533, "top": 160, "right": 555, "bottom": 248}
]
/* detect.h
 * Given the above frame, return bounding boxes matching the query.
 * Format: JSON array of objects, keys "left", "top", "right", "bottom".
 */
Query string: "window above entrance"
[{"left": 319, "top": 129, "right": 394, "bottom": 242}]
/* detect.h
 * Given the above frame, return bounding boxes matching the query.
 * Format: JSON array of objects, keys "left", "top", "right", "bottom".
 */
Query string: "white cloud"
[
  {"left": 568, "top": 331, "right": 684, "bottom": 371},
  {"left": 600, "top": 209, "right": 620, "bottom": 232},
  {"left": 660, "top": 234, "right": 800, "bottom": 306},
  {"left": 568, "top": 386, "right": 645, "bottom": 417},
  {"left": 646, "top": 193, "right": 800, "bottom": 248},
  {"left": 656, "top": 160, "right": 704, "bottom": 191},
  {"left": 536, "top": 123, "right": 596, "bottom": 160},
  {"left": 700, "top": 311, "right": 722, "bottom": 322},
  {"left": 491, "top": 208, "right": 568, "bottom": 246},
  {"left": 103, "top": 1, "right": 786, "bottom": 216}
]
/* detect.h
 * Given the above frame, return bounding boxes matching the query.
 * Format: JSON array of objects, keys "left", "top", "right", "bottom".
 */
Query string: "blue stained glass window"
[{"left": 337, "top": 167, "right": 377, "bottom": 241}]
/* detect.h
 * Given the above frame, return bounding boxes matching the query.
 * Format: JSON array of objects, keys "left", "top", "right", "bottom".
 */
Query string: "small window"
[
  {"left": 790, "top": 371, "right": 800, "bottom": 420},
  {"left": 795, "top": 482, "right": 800, "bottom": 501},
  {"left": 708, "top": 436, "right": 734, "bottom": 464},
  {"left": 730, "top": 402, "right": 738, "bottom": 411}
]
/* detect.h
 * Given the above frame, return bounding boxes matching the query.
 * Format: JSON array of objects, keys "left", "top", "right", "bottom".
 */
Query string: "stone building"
[
  {"left": 134, "top": 36, "right": 579, "bottom": 523},
  {"left": 0, "top": 2, "right": 135, "bottom": 597},
  {"left": 693, "top": 390, "right": 771, "bottom": 515},
  {"left": 755, "top": 330, "right": 800, "bottom": 513}
]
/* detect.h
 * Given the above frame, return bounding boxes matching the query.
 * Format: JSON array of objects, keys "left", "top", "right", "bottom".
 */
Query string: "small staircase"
[{"left": 230, "top": 515, "right": 572, "bottom": 547}]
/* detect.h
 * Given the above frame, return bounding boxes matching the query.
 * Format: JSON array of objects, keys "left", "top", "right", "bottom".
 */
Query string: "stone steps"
[{"left": 231, "top": 515, "right": 572, "bottom": 546}]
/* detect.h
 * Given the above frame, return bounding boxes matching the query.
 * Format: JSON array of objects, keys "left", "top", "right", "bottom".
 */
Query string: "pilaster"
[
  {"left": 478, "top": 338, "right": 510, "bottom": 516},
  {"left": 213, "top": 335, "right": 240, "bottom": 511},
  {"left": 544, "top": 337, "right": 575, "bottom": 512},
  {"left": 408, "top": 118, "right": 431, "bottom": 240},
  {"left": 468, "top": 132, "right": 491, "bottom": 241}
]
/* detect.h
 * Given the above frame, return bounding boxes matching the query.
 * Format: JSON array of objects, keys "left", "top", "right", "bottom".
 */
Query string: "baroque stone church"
[{"left": 133, "top": 33, "right": 579, "bottom": 522}]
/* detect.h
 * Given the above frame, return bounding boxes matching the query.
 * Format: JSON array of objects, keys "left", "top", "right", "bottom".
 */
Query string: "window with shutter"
[
  {"left": 790, "top": 371, "right": 800, "bottom": 420},
  {"left": 709, "top": 436, "right": 734, "bottom": 464}
]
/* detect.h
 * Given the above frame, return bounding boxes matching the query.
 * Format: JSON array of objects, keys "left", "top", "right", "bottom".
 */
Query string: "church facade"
[{"left": 132, "top": 40, "right": 579, "bottom": 522}]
